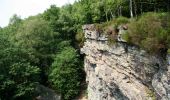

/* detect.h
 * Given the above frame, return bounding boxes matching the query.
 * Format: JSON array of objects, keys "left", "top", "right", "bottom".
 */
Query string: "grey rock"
[
  {"left": 81, "top": 24, "right": 170, "bottom": 100},
  {"left": 35, "top": 85, "right": 61, "bottom": 100}
]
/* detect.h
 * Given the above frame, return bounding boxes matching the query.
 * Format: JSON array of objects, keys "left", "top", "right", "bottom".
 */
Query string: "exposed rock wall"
[{"left": 81, "top": 24, "right": 170, "bottom": 100}]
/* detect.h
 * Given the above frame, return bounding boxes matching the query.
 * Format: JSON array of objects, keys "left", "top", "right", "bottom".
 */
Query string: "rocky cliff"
[{"left": 81, "top": 24, "right": 170, "bottom": 100}]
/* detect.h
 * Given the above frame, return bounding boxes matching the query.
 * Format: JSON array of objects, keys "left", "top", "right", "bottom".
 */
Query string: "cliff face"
[{"left": 81, "top": 24, "right": 170, "bottom": 100}]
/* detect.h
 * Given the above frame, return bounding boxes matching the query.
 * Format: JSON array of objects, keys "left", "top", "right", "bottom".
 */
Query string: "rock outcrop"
[
  {"left": 35, "top": 85, "right": 61, "bottom": 100},
  {"left": 81, "top": 24, "right": 170, "bottom": 100}
]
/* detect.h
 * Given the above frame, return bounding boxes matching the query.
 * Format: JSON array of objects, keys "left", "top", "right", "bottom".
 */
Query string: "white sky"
[{"left": 0, "top": 0, "right": 76, "bottom": 27}]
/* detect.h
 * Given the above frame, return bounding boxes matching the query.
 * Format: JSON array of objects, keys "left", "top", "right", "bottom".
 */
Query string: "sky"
[{"left": 0, "top": 0, "right": 75, "bottom": 27}]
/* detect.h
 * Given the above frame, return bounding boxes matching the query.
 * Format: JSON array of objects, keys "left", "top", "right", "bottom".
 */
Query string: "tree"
[
  {"left": 8, "top": 62, "right": 40, "bottom": 99},
  {"left": 49, "top": 47, "right": 82, "bottom": 100},
  {"left": 14, "top": 16, "right": 59, "bottom": 66},
  {"left": 9, "top": 14, "right": 22, "bottom": 25},
  {"left": 129, "top": 0, "right": 134, "bottom": 18},
  {"left": 0, "top": 32, "right": 40, "bottom": 100},
  {"left": 43, "top": 5, "right": 62, "bottom": 33}
]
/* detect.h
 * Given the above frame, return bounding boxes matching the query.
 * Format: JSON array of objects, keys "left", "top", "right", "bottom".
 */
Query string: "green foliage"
[
  {"left": 16, "top": 17, "right": 55, "bottom": 47},
  {"left": 13, "top": 16, "right": 60, "bottom": 67},
  {"left": 49, "top": 47, "right": 82, "bottom": 100},
  {"left": 75, "top": 29, "right": 85, "bottom": 47},
  {"left": 43, "top": 5, "right": 60, "bottom": 21},
  {"left": 2, "top": 14, "right": 22, "bottom": 41},
  {"left": 146, "top": 88, "right": 156, "bottom": 100},
  {"left": 93, "top": 16, "right": 129, "bottom": 45},
  {"left": 9, "top": 62, "right": 40, "bottom": 99},
  {"left": 93, "top": 17, "right": 126, "bottom": 35},
  {"left": 126, "top": 12, "right": 170, "bottom": 54},
  {"left": 0, "top": 32, "right": 40, "bottom": 99},
  {"left": 114, "top": 16, "right": 129, "bottom": 26},
  {"left": 9, "top": 14, "right": 22, "bottom": 25},
  {"left": 0, "top": 0, "right": 169, "bottom": 99},
  {"left": 108, "top": 35, "right": 117, "bottom": 46},
  {"left": 0, "top": 4, "right": 84, "bottom": 99},
  {"left": 122, "top": 31, "right": 129, "bottom": 42}
]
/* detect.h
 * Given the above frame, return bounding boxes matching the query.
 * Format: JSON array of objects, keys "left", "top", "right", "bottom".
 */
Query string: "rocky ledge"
[{"left": 81, "top": 24, "right": 170, "bottom": 100}]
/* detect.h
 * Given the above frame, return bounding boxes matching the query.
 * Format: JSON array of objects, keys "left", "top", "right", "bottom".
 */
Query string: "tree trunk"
[
  {"left": 105, "top": 10, "right": 108, "bottom": 22},
  {"left": 110, "top": 10, "right": 114, "bottom": 19},
  {"left": 133, "top": 0, "right": 137, "bottom": 17},
  {"left": 140, "top": 0, "right": 143, "bottom": 14},
  {"left": 119, "top": 6, "right": 122, "bottom": 16},
  {"left": 130, "top": 0, "right": 133, "bottom": 18},
  {"left": 117, "top": 5, "right": 120, "bottom": 16}
]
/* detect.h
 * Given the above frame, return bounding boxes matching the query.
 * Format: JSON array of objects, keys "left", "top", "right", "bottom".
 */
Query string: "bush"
[
  {"left": 114, "top": 16, "right": 129, "bottom": 27},
  {"left": 75, "top": 29, "right": 85, "bottom": 48},
  {"left": 125, "top": 12, "right": 170, "bottom": 54},
  {"left": 93, "top": 17, "right": 129, "bottom": 45},
  {"left": 94, "top": 16, "right": 129, "bottom": 33}
]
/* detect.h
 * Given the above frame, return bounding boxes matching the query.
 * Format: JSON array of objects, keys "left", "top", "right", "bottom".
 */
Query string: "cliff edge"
[{"left": 81, "top": 24, "right": 170, "bottom": 100}]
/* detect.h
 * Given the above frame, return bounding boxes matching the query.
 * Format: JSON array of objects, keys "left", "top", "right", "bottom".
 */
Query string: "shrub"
[
  {"left": 122, "top": 31, "right": 130, "bottom": 42},
  {"left": 94, "top": 16, "right": 129, "bottom": 34},
  {"left": 114, "top": 16, "right": 129, "bottom": 27},
  {"left": 126, "top": 12, "right": 170, "bottom": 54},
  {"left": 75, "top": 30, "right": 85, "bottom": 47},
  {"left": 93, "top": 17, "right": 129, "bottom": 45}
]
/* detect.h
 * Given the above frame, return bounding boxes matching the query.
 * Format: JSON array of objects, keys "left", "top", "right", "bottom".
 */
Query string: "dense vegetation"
[
  {"left": 126, "top": 13, "right": 170, "bottom": 55},
  {"left": 0, "top": 0, "right": 169, "bottom": 100},
  {"left": 95, "top": 12, "right": 170, "bottom": 55}
]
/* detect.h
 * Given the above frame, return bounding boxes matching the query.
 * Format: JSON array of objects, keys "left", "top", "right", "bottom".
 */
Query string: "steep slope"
[{"left": 81, "top": 24, "right": 170, "bottom": 100}]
